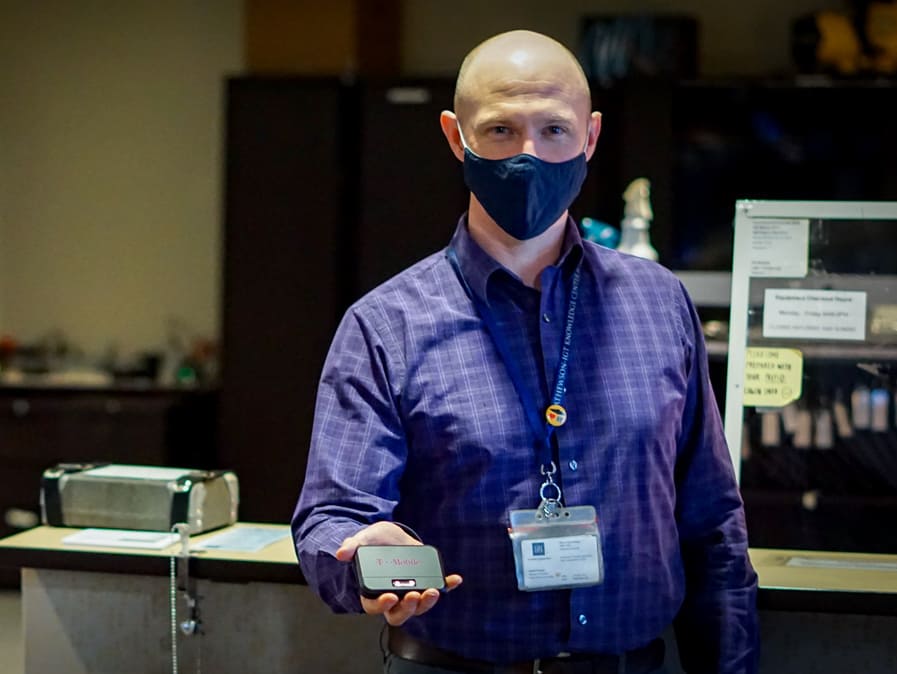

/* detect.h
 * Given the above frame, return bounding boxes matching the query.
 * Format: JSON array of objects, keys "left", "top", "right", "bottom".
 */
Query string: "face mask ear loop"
[{"left": 455, "top": 119, "right": 473, "bottom": 152}]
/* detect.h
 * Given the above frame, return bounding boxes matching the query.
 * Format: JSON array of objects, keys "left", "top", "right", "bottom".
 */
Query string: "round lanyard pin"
[{"left": 545, "top": 404, "right": 567, "bottom": 427}]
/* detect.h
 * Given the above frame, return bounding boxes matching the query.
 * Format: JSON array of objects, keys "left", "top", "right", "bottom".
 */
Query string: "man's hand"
[{"left": 336, "top": 521, "right": 463, "bottom": 626}]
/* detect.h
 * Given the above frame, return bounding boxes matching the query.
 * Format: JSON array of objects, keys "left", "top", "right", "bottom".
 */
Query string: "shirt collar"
[{"left": 448, "top": 214, "right": 585, "bottom": 304}]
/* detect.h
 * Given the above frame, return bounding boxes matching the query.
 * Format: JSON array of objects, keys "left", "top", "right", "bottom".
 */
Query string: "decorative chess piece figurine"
[{"left": 616, "top": 177, "right": 658, "bottom": 261}]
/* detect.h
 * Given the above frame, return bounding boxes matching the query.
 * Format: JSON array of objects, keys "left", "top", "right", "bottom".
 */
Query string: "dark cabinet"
[
  {"left": 0, "top": 393, "right": 169, "bottom": 467},
  {"left": 356, "top": 80, "right": 467, "bottom": 295},
  {"left": 219, "top": 79, "right": 346, "bottom": 524}
]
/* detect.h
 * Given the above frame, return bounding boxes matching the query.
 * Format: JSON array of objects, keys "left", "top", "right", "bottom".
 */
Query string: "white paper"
[
  {"left": 192, "top": 527, "right": 288, "bottom": 553},
  {"left": 82, "top": 465, "right": 191, "bottom": 481},
  {"left": 786, "top": 556, "right": 897, "bottom": 572},
  {"left": 763, "top": 289, "right": 866, "bottom": 341},
  {"left": 62, "top": 528, "right": 179, "bottom": 550},
  {"left": 750, "top": 219, "right": 809, "bottom": 278},
  {"left": 520, "top": 534, "right": 601, "bottom": 589}
]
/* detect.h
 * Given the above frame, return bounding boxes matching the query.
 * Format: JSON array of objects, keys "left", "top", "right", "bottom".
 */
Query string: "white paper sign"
[
  {"left": 750, "top": 219, "right": 809, "bottom": 278},
  {"left": 192, "top": 527, "right": 288, "bottom": 553},
  {"left": 63, "top": 528, "right": 179, "bottom": 550},
  {"left": 763, "top": 289, "right": 867, "bottom": 341}
]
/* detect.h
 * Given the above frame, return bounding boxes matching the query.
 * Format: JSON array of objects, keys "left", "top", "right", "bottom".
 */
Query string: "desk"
[
  {"left": 0, "top": 524, "right": 381, "bottom": 674},
  {"left": 750, "top": 547, "right": 897, "bottom": 614},
  {"left": 746, "top": 548, "right": 897, "bottom": 673},
  {"left": 2, "top": 527, "right": 897, "bottom": 673}
]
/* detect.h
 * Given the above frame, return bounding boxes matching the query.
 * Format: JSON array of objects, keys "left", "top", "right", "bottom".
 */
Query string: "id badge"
[{"left": 508, "top": 505, "right": 603, "bottom": 591}]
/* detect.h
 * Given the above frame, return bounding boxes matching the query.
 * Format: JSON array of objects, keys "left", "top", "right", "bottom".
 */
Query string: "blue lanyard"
[{"left": 446, "top": 247, "right": 581, "bottom": 469}]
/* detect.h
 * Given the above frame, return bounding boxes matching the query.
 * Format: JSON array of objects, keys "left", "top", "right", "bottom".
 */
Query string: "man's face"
[{"left": 457, "top": 49, "right": 593, "bottom": 164}]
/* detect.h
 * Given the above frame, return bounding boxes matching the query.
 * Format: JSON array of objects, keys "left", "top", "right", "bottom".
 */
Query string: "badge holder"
[{"left": 508, "top": 463, "right": 604, "bottom": 592}]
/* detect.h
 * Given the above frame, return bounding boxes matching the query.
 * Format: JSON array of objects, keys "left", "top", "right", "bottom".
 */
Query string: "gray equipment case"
[{"left": 41, "top": 463, "right": 239, "bottom": 534}]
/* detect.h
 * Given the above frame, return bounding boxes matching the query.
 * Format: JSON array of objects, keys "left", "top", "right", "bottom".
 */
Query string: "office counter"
[
  {"left": 749, "top": 547, "right": 897, "bottom": 614},
  {"left": 0, "top": 524, "right": 381, "bottom": 674},
  {"left": 0, "top": 522, "right": 303, "bottom": 585},
  {"left": 2, "top": 525, "right": 897, "bottom": 673}
]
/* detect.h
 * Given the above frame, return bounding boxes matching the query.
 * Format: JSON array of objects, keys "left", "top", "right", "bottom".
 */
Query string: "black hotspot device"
[{"left": 354, "top": 544, "right": 447, "bottom": 598}]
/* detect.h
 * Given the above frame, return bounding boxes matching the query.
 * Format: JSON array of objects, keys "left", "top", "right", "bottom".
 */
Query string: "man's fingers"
[
  {"left": 359, "top": 591, "right": 430, "bottom": 625},
  {"left": 384, "top": 592, "right": 422, "bottom": 626},
  {"left": 445, "top": 574, "right": 463, "bottom": 591},
  {"left": 415, "top": 589, "right": 440, "bottom": 615},
  {"left": 359, "top": 581, "right": 460, "bottom": 623},
  {"left": 335, "top": 536, "right": 360, "bottom": 562},
  {"left": 335, "top": 531, "right": 364, "bottom": 561},
  {"left": 360, "top": 592, "right": 403, "bottom": 616}
]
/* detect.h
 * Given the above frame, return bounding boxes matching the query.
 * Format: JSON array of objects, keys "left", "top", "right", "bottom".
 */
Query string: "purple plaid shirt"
[{"left": 292, "top": 216, "right": 758, "bottom": 672}]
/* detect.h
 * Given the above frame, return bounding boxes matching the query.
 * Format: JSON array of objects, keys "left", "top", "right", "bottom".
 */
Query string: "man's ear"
[
  {"left": 585, "top": 111, "right": 602, "bottom": 161},
  {"left": 440, "top": 110, "right": 465, "bottom": 162}
]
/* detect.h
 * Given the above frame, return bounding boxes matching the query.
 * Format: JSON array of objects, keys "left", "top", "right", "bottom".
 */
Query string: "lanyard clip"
[{"left": 538, "top": 462, "right": 562, "bottom": 518}]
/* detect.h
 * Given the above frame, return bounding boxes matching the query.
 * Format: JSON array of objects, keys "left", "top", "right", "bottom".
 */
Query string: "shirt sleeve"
[
  {"left": 291, "top": 304, "right": 408, "bottom": 613},
  {"left": 671, "top": 281, "right": 760, "bottom": 674}
]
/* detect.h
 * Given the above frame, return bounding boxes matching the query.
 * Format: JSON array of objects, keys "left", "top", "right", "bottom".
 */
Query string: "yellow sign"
[{"left": 743, "top": 347, "right": 803, "bottom": 407}]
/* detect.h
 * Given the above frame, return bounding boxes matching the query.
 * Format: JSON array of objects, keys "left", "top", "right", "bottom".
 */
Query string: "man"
[{"left": 293, "top": 29, "right": 759, "bottom": 674}]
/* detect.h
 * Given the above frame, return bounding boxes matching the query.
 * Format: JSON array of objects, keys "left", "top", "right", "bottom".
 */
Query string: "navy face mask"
[{"left": 458, "top": 124, "right": 588, "bottom": 240}]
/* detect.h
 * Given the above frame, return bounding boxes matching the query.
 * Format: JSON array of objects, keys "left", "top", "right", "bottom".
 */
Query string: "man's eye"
[
  {"left": 488, "top": 126, "right": 510, "bottom": 136},
  {"left": 546, "top": 125, "right": 567, "bottom": 136}
]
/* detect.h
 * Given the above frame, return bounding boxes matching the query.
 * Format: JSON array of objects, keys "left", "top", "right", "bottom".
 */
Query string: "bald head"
[
  {"left": 454, "top": 30, "right": 591, "bottom": 121},
  {"left": 439, "top": 29, "right": 601, "bottom": 170}
]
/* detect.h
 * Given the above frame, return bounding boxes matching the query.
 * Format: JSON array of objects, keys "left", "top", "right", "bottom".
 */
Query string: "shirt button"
[
  {"left": 578, "top": 614, "right": 588, "bottom": 625},
  {"left": 568, "top": 460, "right": 578, "bottom": 471},
  {"left": 542, "top": 313, "right": 551, "bottom": 323}
]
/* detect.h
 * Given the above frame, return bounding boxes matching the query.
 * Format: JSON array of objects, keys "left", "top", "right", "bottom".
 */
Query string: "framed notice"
[{"left": 724, "top": 200, "right": 897, "bottom": 489}]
